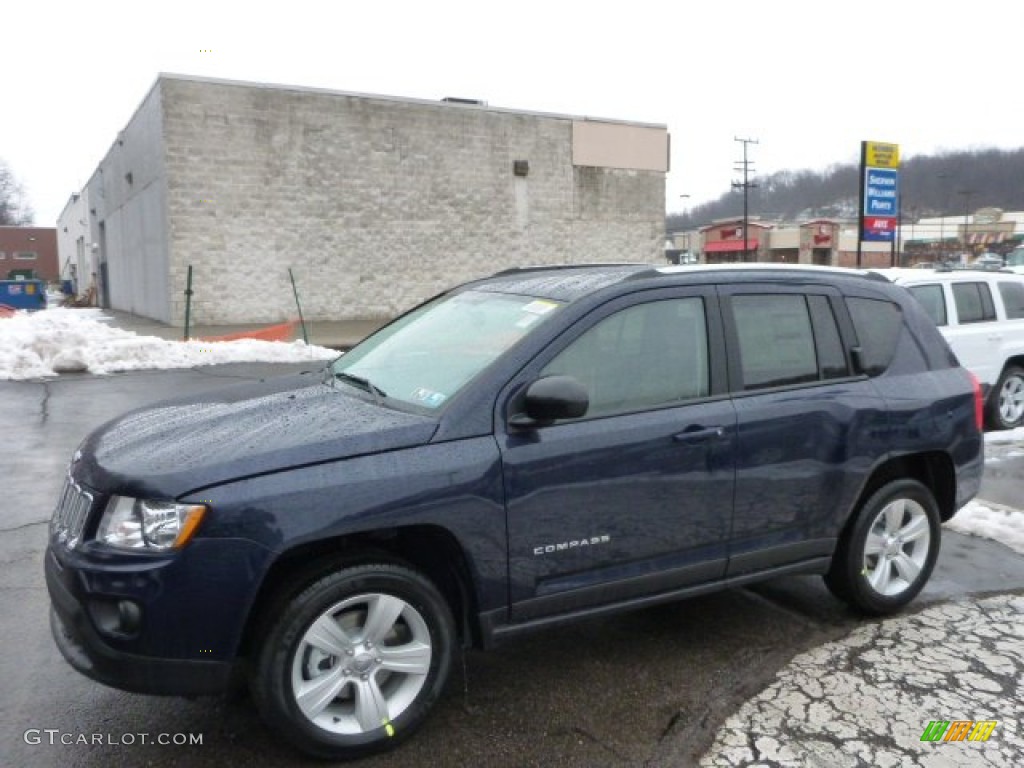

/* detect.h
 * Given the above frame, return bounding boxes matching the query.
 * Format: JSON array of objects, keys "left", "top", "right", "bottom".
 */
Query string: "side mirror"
[{"left": 509, "top": 375, "right": 589, "bottom": 428}]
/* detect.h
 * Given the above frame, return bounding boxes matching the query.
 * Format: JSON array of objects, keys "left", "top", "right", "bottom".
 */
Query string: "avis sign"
[{"left": 861, "top": 141, "right": 900, "bottom": 242}]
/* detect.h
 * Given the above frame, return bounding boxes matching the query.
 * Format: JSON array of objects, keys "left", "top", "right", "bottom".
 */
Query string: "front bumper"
[{"left": 45, "top": 546, "right": 234, "bottom": 696}]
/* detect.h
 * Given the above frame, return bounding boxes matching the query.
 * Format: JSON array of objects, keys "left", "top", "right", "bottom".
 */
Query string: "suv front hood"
[{"left": 76, "top": 373, "right": 438, "bottom": 498}]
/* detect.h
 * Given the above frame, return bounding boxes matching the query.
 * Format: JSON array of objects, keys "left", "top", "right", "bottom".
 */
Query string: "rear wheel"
[
  {"left": 824, "top": 479, "right": 940, "bottom": 615},
  {"left": 987, "top": 365, "right": 1024, "bottom": 430},
  {"left": 251, "top": 563, "right": 455, "bottom": 760}
]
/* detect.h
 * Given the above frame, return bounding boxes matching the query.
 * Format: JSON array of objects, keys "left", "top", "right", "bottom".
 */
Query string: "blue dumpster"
[{"left": 0, "top": 279, "right": 47, "bottom": 311}]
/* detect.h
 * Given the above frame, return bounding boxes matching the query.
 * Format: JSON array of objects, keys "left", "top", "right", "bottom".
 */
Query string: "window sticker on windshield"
[
  {"left": 516, "top": 314, "right": 541, "bottom": 329},
  {"left": 522, "top": 300, "right": 559, "bottom": 316},
  {"left": 412, "top": 387, "right": 447, "bottom": 408}
]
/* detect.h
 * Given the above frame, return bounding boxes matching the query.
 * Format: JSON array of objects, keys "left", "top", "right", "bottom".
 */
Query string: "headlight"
[{"left": 97, "top": 497, "right": 207, "bottom": 551}]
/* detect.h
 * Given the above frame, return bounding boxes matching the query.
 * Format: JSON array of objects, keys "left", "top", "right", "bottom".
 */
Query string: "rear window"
[
  {"left": 732, "top": 295, "right": 819, "bottom": 389},
  {"left": 845, "top": 297, "right": 903, "bottom": 376},
  {"left": 952, "top": 282, "right": 996, "bottom": 323},
  {"left": 998, "top": 281, "right": 1024, "bottom": 319}
]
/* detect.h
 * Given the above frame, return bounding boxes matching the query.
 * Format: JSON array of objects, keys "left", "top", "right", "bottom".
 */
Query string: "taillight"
[{"left": 969, "top": 372, "right": 984, "bottom": 432}]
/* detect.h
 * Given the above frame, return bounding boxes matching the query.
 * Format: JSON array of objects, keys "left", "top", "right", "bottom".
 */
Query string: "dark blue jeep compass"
[{"left": 46, "top": 264, "right": 984, "bottom": 759}]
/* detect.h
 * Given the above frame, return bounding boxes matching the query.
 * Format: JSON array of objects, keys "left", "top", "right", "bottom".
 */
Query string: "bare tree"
[{"left": 0, "top": 159, "right": 34, "bottom": 225}]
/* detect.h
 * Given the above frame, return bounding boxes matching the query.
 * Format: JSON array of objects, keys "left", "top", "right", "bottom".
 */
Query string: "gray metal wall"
[{"left": 86, "top": 83, "right": 171, "bottom": 322}]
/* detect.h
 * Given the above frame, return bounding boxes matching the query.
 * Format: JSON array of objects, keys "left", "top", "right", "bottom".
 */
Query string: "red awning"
[
  {"left": 704, "top": 239, "right": 759, "bottom": 253},
  {"left": 968, "top": 233, "right": 1005, "bottom": 245}
]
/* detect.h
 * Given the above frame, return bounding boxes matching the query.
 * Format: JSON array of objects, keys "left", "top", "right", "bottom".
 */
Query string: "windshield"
[
  {"left": 1006, "top": 248, "right": 1024, "bottom": 267},
  {"left": 331, "top": 290, "right": 563, "bottom": 409}
]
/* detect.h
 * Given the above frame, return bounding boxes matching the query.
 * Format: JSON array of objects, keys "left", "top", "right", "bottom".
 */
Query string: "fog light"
[{"left": 118, "top": 600, "right": 142, "bottom": 634}]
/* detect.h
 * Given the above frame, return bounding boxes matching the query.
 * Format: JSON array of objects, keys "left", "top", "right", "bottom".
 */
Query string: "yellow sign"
[{"left": 866, "top": 141, "right": 900, "bottom": 168}]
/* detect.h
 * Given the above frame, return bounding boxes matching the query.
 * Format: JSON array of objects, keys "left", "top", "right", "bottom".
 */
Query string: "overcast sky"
[{"left": 5, "top": 0, "right": 1023, "bottom": 224}]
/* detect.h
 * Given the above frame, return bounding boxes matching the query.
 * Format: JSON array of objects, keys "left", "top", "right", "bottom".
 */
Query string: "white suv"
[{"left": 879, "top": 268, "right": 1024, "bottom": 429}]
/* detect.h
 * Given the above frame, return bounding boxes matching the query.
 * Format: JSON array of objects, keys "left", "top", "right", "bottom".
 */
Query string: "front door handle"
[{"left": 673, "top": 426, "right": 725, "bottom": 444}]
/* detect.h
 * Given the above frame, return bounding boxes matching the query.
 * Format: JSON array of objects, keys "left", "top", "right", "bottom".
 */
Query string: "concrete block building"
[{"left": 61, "top": 74, "right": 669, "bottom": 326}]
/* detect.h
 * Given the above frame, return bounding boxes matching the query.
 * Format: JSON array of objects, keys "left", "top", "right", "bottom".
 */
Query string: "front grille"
[{"left": 51, "top": 475, "right": 95, "bottom": 549}]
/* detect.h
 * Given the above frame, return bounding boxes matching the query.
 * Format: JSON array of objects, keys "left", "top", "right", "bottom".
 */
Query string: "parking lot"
[{"left": 2, "top": 363, "right": 1023, "bottom": 767}]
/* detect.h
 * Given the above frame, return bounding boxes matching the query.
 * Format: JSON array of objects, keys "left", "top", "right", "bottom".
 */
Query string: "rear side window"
[
  {"left": 998, "top": 281, "right": 1024, "bottom": 319},
  {"left": 845, "top": 297, "right": 903, "bottom": 376},
  {"left": 732, "top": 295, "right": 818, "bottom": 389},
  {"left": 952, "top": 282, "right": 996, "bottom": 323},
  {"left": 907, "top": 284, "right": 947, "bottom": 326}
]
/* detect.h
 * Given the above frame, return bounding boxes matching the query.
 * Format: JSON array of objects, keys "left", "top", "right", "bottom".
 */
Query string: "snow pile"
[
  {"left": 947, "top": 500, "right": 1024, "bottom": 555},
  {"left": 0, "top": 308, "right": 338, "bottom": 381},
  {"left": 985, "top": 426, "right": 1024, "bottom": 445}
]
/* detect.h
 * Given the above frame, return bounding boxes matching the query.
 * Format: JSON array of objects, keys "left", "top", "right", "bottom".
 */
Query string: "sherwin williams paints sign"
[{"left": 860, "top": 141, "right": 900, "bottom": 242}]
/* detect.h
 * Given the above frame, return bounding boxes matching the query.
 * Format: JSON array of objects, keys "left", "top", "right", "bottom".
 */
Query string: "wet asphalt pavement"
[{"left": 2, "top": 363, "right": 1023, "bottom": 767}]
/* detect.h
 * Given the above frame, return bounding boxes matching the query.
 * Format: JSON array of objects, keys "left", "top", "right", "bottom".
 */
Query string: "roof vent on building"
[{"left": 441, "top": 97, "right": 488, "bottom": 106}]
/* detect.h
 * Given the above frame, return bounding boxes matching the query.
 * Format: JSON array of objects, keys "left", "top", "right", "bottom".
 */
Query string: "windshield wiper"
[{"left": 334, "top": 372, "right": 387, "bottom": 405}]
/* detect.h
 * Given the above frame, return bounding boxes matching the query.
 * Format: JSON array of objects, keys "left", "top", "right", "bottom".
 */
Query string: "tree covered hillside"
[{"left": 667, "top": 147, "right": 1024, "bottom": 232}]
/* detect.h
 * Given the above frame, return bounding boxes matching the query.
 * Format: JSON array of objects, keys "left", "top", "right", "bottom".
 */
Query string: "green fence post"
[
  {"left": 289, "top": 268, "right": 309, "bottom": 345},
  {"left": 183, "top": 265, "right": 193, "bottom": 341}
]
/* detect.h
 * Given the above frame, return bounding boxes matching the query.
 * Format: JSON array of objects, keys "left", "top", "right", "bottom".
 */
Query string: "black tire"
[
  {"left": 250, "top": 563, "right": 455, "bottom": 760},
  {"left": 824, "top": 479, "right": 941, "bottom": 615},
  {"left": 986, "top": 365, "right": 1024, "bottom": 430}
]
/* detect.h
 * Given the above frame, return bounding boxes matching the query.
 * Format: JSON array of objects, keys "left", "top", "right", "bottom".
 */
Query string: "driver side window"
[{"left": 541, "top": 298, "right": 709, "bottom": 418}]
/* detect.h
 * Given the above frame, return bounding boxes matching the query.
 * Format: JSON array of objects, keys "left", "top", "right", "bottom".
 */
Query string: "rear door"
[
  {"left": 944, "top": 279, "right": 1000, "bottom": 386},
  {"left": 718, "top": 283, "right": 885, "bottom": 575}
]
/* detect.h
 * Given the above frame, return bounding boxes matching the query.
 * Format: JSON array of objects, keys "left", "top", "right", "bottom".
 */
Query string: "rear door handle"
[{"left": 673, "top": 426, "right": 725, "bottom": 444}]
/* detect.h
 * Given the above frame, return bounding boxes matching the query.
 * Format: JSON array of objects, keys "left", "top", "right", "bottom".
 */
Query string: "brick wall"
[
  {"left": 159, "top": 77, "right": 665, "bottom": 325},
  {"left": 0, "top": 227, "right": 59, "bottom": 281}
]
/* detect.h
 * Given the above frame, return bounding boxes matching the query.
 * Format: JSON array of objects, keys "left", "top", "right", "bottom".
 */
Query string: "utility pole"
[
  {"left": 958, "top": 188, "right": 975, "bottom": 263},
  {"left": 732, "top": 137, "right": 759, "bottom": 262},
  {"left": 937, "top": 173, "right": 948, "bottom": 263}
]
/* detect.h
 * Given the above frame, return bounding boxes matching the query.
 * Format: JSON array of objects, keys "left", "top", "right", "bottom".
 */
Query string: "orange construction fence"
[{"left": 199, "top": 319, "right": 299, "bottom": 343}]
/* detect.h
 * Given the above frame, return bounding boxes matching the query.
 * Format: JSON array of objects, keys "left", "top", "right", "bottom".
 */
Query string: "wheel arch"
[
  {"left": 844, "top": 452, "right": 957, "bottom": 534},
  {"left": 1001, "top": 354, "right": 1024, "bottom": 372},
  {"left": 238, "top": 525, "right": 480, "bottom": 660}
]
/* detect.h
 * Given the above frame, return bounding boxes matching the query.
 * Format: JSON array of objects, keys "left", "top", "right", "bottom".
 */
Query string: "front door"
[{"left": 497, "top": 289, "right": 736, "bottom": 621}]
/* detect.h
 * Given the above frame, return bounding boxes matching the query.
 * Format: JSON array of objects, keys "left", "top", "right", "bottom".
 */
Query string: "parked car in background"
[
  {"left": 970, "top": 253, "right": 1005, "bottom": 271},
  {"left": 1005, "top": 246, "right": 1024, "bottom": 275},
  {"left": 47, "top": 264, "right": 983, "bottom": 759},
  {"left": 880, "top": 268, "right": 1024, "bottom": 429}
]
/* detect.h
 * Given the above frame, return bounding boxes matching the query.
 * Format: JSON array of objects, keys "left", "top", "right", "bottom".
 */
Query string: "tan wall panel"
[{"left": 572, "top": 121, "right": 669, "bottom": 172}]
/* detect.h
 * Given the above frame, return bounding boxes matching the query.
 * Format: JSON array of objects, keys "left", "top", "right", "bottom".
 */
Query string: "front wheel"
[
  {"left": 987, "top": 365, "right": 1024, "bottom": 430},
  {"left": 824, "top": 479, "right": 940, "bottom": 615},
  {"left": 251, "top": 563, "right": 455, "bottom": 760}
]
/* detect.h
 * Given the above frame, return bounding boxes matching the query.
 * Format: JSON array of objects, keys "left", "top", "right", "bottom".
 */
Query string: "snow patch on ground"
[
  {"left": 0, "top": 308, "right": 338, "bottom": 381},
  {"left": 946, "top": 501, "right": 1024, "bottom": 555},
  {"left": 985, "top": 426, "right": 1024, "bottom": 444}
]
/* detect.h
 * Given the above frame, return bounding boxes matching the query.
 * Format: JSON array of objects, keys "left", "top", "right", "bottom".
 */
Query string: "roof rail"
[{"left": 490, "top": 263, "right": 648, "bottom": 277}]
